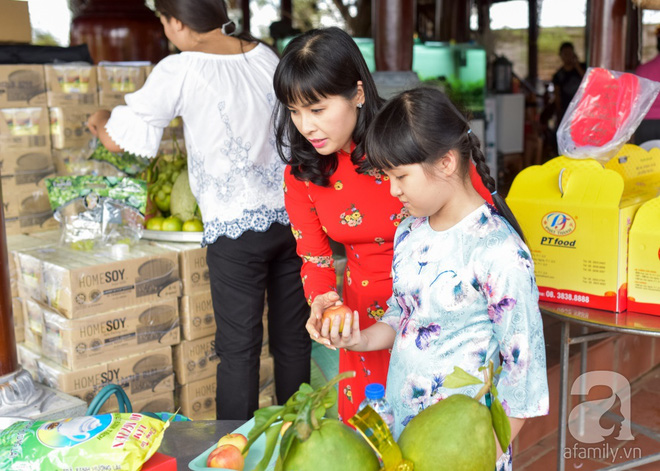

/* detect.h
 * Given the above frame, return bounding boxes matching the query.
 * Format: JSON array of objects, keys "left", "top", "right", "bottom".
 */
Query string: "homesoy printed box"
[
  {"left": 149, "top": 241, "right": 209, "bottom": 295},
  {"left": 41, "top": 298, "right": 180, "bottom": 370},
  {"left": 627, "top": 196, "right": 660, "bottom": 316},
  {"left": 0, "top": 65, "right": 47, "bottom": 108},
  {"left": 506, "top": 145, "right": 660, "bottom": 312},
  {"left": 176, "top": 375, "right": 216, "bottom": 420},
  {"left": 179, "top": 291, "right": 216, "bottom": 341},
  {"left": 173, "top": 334, "right": 219, "bottom": 385},
  {"left": 15, "top": 241, "right": 181, "bottom": 319},
  {"left": 97, "top": 64, "right": 148, "bottom": 107},
  {"left": 44, "top": 63, "right": 98, "bottom": 106},
  {"left": 36, "top": 345, "right": 175, "bottom": 404}
]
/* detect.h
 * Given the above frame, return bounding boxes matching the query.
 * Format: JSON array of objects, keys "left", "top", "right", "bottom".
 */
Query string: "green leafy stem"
[{"left": 244, "top": 371, "right": 355, "bottom": 471}]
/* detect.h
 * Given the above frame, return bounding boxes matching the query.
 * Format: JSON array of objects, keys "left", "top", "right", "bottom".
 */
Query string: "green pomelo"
[
  {"left": 398, "top": 394, "right": 496, "bottom": 471},
  {"left": 283, "top": 419, "right": 380, "bottom": 471},
  {"left": 169, "top": 170, "right": 197, "bottom": 221}
]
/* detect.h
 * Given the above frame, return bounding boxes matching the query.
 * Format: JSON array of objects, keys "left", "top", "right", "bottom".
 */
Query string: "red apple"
[
  {"left": 322, "top": 304, "right": 353, "bottom": 333},
  {"left": 216, "top": 432, "right": 248, "bottom": 453},
  {"left": 206, "top": 444, "right": 244, "bottom": 470}
]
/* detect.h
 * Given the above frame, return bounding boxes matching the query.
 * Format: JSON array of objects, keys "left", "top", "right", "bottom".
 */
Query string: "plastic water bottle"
[{"left": 357, "top": 383, "right": 395, "bottom": 432}]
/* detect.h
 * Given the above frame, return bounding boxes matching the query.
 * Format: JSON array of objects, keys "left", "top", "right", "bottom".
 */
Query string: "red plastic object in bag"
[
  {"left": 570, "top": 68, "right": 639, "bottom": 148},
  {"left": 141, "top": 452, "right": 177, "bottom": 471}
]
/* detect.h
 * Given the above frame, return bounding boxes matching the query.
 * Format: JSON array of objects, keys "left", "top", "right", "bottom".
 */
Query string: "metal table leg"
[{"left": 557, "top": 321, "right": 570, "bottom": 471}]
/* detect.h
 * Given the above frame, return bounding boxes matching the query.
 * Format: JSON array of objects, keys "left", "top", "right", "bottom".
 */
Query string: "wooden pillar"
[
  {"left": 0, "top": 180, "right": 18, "bottom": 377},
  {"left": 374, "top": 0, "right": 414, "bottom": 71},
  {"left": 587, "top": 0, "right": 628, "bottom": 70},
  {"left": 625, "top": 0, "right": 642, "bottom": 71},
  {"left": 435, "top": 0, "right": 471, "bottom": 43},
  {"left": 241, "top": 0, "right": 250, "bottom": 35},
  {"left": 281, "top": 0, "right": 292, "bottom": 28},
  {"left": 528, "top": 0, "right": 539, "bottom": 85}
]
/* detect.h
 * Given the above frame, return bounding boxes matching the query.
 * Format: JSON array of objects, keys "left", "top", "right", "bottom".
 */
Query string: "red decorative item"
[
  {"left": 70, "top": 0, "right": 169, "bottom": 63},
  {"left": 569, "top": 68, "right": 640, "bottom": 148},
  {"left": 141, "top": 452, "right": 177, "bottom": 471}
]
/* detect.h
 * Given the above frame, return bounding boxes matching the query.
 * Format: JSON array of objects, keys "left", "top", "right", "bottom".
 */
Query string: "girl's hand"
[
  {"left": 307, "top": 291, "right": 341, "bottom": 348},
  {"left": 324, "top": 308, "right": 361, "bottom": 350},
  {"left": 87, "top": 110, "right": 111, "bottom": 137}
]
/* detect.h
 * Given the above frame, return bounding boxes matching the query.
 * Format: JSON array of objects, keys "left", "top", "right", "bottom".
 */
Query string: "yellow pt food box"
[
  {"left": 36, "top": 345, "right": 174, "bottom": 404},
  {"left": 173, "top": 334, "right": 219, "bottom": 385},
  {"left": 506, "top": 145, "right": 660, "bottom": 312},
  {"left": 627, "top": 196, "right": 660, "bottom": 315},
  {"left": 179, "top": 291, "right": 216, "bottom": 341},
  {"left": 15, "top": 240, "right": 181, "bottom": 319},
  {"left": 41, "top": 298, "right": 180, "bottom": 370}
]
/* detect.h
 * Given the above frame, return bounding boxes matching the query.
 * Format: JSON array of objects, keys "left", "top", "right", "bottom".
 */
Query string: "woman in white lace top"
[{"left": 87, "top": 0, "right": 310, "bottom": 421}]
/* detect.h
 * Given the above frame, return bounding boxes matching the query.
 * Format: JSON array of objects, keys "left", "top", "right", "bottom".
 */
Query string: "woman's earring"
[{"left": 357, "top": 102, "right": 363, "bottom": 109}]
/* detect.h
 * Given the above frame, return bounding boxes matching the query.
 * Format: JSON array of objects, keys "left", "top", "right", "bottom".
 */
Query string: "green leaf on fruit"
[
  {"left": 490, "top": 396, "right": 512, "bottom": 452},
  {"left": 443, "top": 366, "right": 484, "bottom": 389},
  {"left": 253, "top": 422, "right": 281, "bottom": 471}
]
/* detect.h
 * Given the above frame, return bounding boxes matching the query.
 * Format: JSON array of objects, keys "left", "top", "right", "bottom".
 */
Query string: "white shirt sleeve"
[{"left": 105, "top": 55, "right": 186, "bottom": 158}]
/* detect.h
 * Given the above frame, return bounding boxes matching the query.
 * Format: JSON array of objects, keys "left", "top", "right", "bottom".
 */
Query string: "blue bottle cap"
[{"left": 364, "top": 383, "right": 385, "bottom": 400}]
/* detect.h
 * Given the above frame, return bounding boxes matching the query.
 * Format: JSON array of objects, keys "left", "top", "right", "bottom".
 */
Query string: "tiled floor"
[{"left": 513, "top": 316, "right": 660, "bottom": 471}]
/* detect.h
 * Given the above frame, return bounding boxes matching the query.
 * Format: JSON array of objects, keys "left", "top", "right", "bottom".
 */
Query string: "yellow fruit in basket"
[
  {"left": 161, "top": 216, "right": 183, "bottom": 232},
  {"left": 146, "top": 216, "right": 165, "bottom": 231},
  {"left": 182, "top": 218, "right": 204, "bottom": 232}
]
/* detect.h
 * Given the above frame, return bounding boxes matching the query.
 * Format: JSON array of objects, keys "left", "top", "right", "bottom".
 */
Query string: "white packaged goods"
[
  {"left": 37, "top": 345, "right": 174, "bottom": 404},
  {"left": 41, "top": 297, "right": 180, "bottom": 370}
]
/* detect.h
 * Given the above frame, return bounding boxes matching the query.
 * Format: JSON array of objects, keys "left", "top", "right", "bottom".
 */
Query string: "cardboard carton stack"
[
  {"left": 12, "top": 239, "right": 183, "bottom": 413},
  {"left": 0, "top": 65, "right": 58, "bottom": 235},
  {"left": 151, "top": 240, "right": 276, "bottom": 418}
]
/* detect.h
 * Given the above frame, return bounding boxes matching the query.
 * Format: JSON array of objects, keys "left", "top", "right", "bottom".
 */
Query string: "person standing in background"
[
  {"left": 87, "top": 0, "right": 310, "bottom": 421},
  {"left": 552, "top": 42, "right": 586, "bottom": 126},
  {"left": 635, "top": 26, "right": 660, "bottom": 145}
]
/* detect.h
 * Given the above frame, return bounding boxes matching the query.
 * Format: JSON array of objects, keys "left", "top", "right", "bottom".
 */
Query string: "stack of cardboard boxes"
[
  {"left": 12, "top": 238, "right": 182, "bottom": 413},
  {"left": 153, "top": 241, "right": 276, "bottom": 419}
]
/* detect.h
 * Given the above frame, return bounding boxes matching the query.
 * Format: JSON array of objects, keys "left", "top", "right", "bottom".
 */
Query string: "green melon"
[
  {"left": 397, "top": 394, "right": 496, "bottom": 471},
  {"left": 282, "top": 419, "right": 380, "bottom": 471}
]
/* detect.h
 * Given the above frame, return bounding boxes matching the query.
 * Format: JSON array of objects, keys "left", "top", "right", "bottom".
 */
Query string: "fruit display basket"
[
  {"left": 142, "top": 229, "right": 203, "bottom": 243},
  {"left": 188, "top": 418, "right": 278, "bottom": 471}
]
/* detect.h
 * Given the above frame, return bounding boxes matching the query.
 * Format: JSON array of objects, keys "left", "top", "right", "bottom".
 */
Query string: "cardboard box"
[
  {"left": 149, "top": 241, "right": 208, "bottom": 295},
  {"left": 36, "top": 345, "right": 175, "bottom": 404},
  {"left": 15, "top": 241, "right": 182, "bottom": 319},
  {"left": 4, "top": 213, "right": 58, "bottom": 236},
  {"left": 259, "top": 355, "right": 274, "bottom": 390},
  {"left": 176, "top": 375, "right": 216, "bottom": 420},
  {"left": 13, "top": 297, "right": 25, "bottom": 344},
  {"left": 179, "top": 292, "right": 215, "bottom": 341},
  {"left": 173, "top": 335, "right": 219, "bottom": 385},
  {"left": 44, "top": 64, "right": 98, "bottom": 107},
  {"left": 7, "top": 233, "right": 52, "bottom": 296},
  {"left": 48, "top": 106, "right": 100, "bottom": 149},
  {"left": 259, "top": 392, "right": 273, "bottom": 409},
  {"left": 627, "top": 196, "right": 660, "bottom": 315},
  {"left": 1, "top": 180, "right": 53, "bottom": 220},
  {"left": 16, "top": 342, "right": 40, "bottom": 379},
  {"left": 0, "top": 65, "right": 46, "bottom": 107},
  {"left": 41, "top": 298, "right": 180, "bottom": 370},
  {"left": 0, "top": 148, "right": 54, "bottom": 180},
  {"left": 0, "top": 107, "right": 50, "bottom": 151},
  {"left": 97, "top": 64, "right": 147, "bottom": 107},
  {"left": 506, "top": 145, "right": 660, "bottom": 312}
]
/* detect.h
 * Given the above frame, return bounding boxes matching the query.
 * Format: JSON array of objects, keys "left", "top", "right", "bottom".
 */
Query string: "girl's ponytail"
[{"left": 467, "top": 132, "right": 526, "bottom": 241}]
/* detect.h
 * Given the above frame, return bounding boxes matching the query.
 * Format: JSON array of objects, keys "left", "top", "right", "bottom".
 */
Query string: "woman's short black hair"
[{"left": 273, "top": 27, "right": 384, "bottom": 187}]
